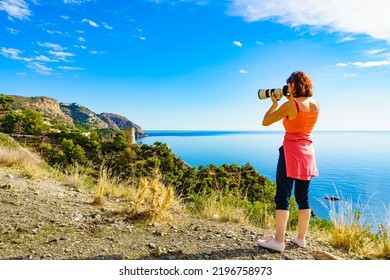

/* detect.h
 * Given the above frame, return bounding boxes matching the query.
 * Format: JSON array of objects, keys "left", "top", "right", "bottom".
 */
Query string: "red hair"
[{"left": 286, "top": 71, "right": 313, "bottom": 97}]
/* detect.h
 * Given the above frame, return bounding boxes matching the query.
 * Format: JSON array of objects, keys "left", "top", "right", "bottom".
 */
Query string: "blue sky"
[{"left": 1, "top": 0, "right": 390, "bottom": 131}]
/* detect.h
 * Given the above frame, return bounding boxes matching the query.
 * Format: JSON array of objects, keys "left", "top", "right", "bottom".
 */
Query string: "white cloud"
[
  {"left": 336, "top": 59, "right": 390, "bottom": 68},
  {"left": 27, "top": 62, "right": 53, "bottom": 75},
  {"left": 49, "top": 50, "right": 75, "bottom": 61},
  {"left": 239, "top": 69, "right": 248, "bottom": 74},
  {"left": 337, "top": 36, "right": 355, "bottom": 43},
  {"left": 255, "top": 41, "right": 264, "bottom": 45},
  {"left": 344, "top": 73, "right": 358, "bottom": 77},
  {"left": 1, "top": 47, "right": 22, "bottom": 60},
  {"left": 89, "top": 50, "right": 106, "bottom": 55},
  {"left": 64, "top": 0, "right": 91, "bottom": 4},
  {"left": 233, "top": 41, "right": 242, "bottom": 47},
  {"left": 0, "top": 0, "right": 31, "bottom": 20},
  {"left": 228, "top": 0, "right": 390, "bottom": 43},
  {"left": 101, "top": 22, "right": 113, "bottom": 30},
  {"left": 58, "top": 66, "right": 86, "bottom": 71},
  {"left": 352, "top": 60, "right": 390, "bottom": 68},
  {"left": 6, "top": 27, "right": 19, "bottom": 34},
  {"left": 32, "top": 55, "right": 58, "bottom": 62},
  {"left": 82, "top": 18, "right": 99, "bottom": 28},
  {"left": 78, "top": 36, "right": 86, "bottom": 42},
  {"left": 148, "top": 0, "right": 209, "bottom": 5},
  {"left": 38, "top": 42, "right": 66, "bottom": 51},
  {"left": 367, "top": 48, "right": 388, "bottom": 56},
  {"left": 46, "top": 30, "right": 64, "bottom": 35}
]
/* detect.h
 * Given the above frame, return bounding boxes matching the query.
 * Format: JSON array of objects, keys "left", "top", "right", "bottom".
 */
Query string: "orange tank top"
[
  {"left": 283, "top": 100, "right": 319, "bottom": 134},
  {"left": 282, "top": 100, "right": 319, "bottom": 180}
]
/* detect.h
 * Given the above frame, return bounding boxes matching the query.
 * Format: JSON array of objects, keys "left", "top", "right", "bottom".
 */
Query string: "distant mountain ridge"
[{"left": 9, "top": 94, "right": 144, "bottom": 135}]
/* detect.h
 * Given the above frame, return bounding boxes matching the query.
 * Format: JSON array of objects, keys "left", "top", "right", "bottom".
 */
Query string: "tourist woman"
[{"left": 257, "top": 71, "right": 320, "bottom": 252}]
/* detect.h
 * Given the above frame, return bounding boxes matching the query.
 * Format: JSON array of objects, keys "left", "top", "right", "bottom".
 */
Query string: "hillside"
[
  {"left": 98, "top": 113, "right": 144, "bottom": 136},
  {"left": 11, "top": 95, "right": 72, "bottom": 124},
  {"left": 7, "top": 94, "right": 144, "bottom": 135},
  {"left": 0, "top": 167, "right": 360, "bottom": 260}
]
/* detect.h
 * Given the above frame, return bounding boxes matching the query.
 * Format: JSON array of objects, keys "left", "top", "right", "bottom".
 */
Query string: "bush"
[{"left": 130, "top": 178, "right": 175, "bottom": 221}]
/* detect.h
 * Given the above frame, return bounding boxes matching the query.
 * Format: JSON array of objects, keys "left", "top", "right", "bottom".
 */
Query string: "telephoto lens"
[{"left": 258, "top": 85, "right": 289, "bottom": 100}]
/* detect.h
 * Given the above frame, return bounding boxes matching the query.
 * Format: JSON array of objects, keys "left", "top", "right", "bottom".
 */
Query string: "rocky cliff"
[
  {"left": 11, "top": 96, "right": 73, "bottom": 124},
  {"left": 8, "top": 95, "right": 144, "bottom": 135},
  {"left": 59, "top": 103, "right": 110, "bottom": 129},
  {"left": 98, "top": 113, "right": 144, "bottom": 134}
]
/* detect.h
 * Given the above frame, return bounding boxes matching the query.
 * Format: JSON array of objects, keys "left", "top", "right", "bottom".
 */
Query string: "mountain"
[
  {"left": 98, "top": 113, "right": 144, "bottom": 134},
  {"left": 11, "top": 95, "right": 72, "bottom": 124},
  {"left": 59, "top": 102, "right": 111, "bottom": 129},
  {"left": 8, "top": 94, "right": 144, "bottom": 135}
]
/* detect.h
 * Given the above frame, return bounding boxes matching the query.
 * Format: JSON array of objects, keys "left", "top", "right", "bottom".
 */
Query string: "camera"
[{"left": 258, "top": 85, "right": 289, "bottom": 100}]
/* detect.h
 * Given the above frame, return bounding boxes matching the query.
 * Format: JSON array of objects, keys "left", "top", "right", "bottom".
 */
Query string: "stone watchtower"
[{"left": 125, "top": 127, "right": 137, "bottom": 145}]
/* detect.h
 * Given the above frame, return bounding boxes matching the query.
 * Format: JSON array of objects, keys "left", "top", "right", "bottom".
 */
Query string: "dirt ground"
[{"left": 0, "top": 167, "right": 362, "bottom": 260}]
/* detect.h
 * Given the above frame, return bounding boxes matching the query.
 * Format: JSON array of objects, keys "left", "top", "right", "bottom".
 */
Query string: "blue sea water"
[{"left": 139, "top": 131, "right": 390, "bottom": 228}]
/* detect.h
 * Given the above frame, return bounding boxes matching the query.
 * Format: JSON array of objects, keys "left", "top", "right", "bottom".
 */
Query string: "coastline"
[{"left": 138, "top": 130, "right": 390, "bottom": 231}]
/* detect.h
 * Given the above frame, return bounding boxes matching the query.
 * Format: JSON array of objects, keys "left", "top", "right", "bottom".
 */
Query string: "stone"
[
  {"left": 312, "top": 251, "right": 339, "bottom": 260},
  {"left": 155, "top": 246, "right": 163, "bottom": 257}
]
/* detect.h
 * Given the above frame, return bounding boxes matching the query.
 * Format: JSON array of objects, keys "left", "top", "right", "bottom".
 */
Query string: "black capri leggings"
[{"left": 275, "top": 146, "right": 311, "bottom": 210}]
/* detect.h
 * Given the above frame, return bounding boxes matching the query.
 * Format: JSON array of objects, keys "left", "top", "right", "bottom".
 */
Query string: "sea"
[{"left": 138, "top": 131, "right": 390, "bottom": 229}]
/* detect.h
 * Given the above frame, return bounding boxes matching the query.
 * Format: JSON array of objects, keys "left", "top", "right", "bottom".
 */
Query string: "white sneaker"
[
  {"left": 291, "top": 237, "right": 307, "bottom": 248},
  {"left": 257, "top": 237, "right": 285, "bottom": 252}
]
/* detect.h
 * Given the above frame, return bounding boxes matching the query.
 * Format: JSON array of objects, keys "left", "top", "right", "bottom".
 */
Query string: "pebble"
[{"left": 154, "top": 246, "right": 163, "bottom": 257}]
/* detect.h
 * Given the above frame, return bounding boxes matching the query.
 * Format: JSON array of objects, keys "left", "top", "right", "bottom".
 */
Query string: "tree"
[
  {"left": 23, "top": 110, "right": 43, "bottom": 135},
  {"left": 0, "top": 94, "right": 14, "bottom": 111},
  {"left": 71, "top": 144, "right": 87, "bottom": 164},
  {"left": 113, "top": 130, "right": 129, "bottom": 151},
  {"left": 1, "top": 112, "right": 24, "bottom": 134},
  {"left": 61, "top": 138, "right": 74, "bottom": 163}
]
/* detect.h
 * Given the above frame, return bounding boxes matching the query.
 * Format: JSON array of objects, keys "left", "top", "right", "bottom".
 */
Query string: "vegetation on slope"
[{"left": 0, "top": 93, "right": 389, "bottom": 259}]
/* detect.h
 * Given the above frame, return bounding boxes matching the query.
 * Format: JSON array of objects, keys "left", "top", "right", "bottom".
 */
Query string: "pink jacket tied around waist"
[{"left": 283, "top": 132, "right": 318, "bottom": 181}]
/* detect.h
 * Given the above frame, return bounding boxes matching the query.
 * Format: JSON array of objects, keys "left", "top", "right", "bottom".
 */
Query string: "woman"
[{"left": 257, "top": 71, "right": 319, "bottom": 252}]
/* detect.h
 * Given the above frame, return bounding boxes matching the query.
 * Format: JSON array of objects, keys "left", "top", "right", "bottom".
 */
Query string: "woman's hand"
[{"left": 271, "top": 93, "right": 279, "bottom": 104}]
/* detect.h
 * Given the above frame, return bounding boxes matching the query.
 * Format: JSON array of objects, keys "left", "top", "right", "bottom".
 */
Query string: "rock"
[
  {"left": 107, "top": 236, "right": 115, "bottom": 241},
  {"left": 155, "top": 246, "right": 163, "bottom": 257},
  {"left": 0, "top": 184, "right": 12, "bottom": 190},
  {"left": 154, "top": 231, "right": 167, "bottom": 237},
  {"left": 312, "top": 251, "right": 339, "bottom": 260},
  {"left": 92, "top": 254, "right": 124, "bottom": 260},
  {"left": 324, "top": 196, "right": 341, "bottom": 201}
]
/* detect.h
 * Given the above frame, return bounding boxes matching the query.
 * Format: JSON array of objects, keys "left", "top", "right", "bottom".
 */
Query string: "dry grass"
[
  {"left": 189, "top": 189, "right": 250, "bottom": 225},
  {"left": 92, "top": 165, "right": 137, "bottom": 205},
  {"left": 0, "top": 146, "right": 42, "bottom": 168},
  {"left": 91, "top": 166, "right": 180, "bottom": 221},
  {"left": 320, "top": 187, "right": 389, "bottom": 257},
  {"left": 0, "top": 134, "right": 48, "bottom": 178},
  {"left": 53, "top": 163, "right": 93, "bottom": 190},
  {"left": 198, "top": 192, "right": 248, "bottom": 224},
  {"left": 130, "top": 177, "right": 176, "bottom": 221}
]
